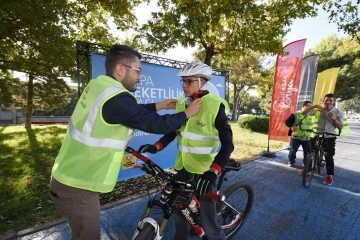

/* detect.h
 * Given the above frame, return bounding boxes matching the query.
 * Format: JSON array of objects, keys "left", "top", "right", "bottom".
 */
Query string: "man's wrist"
[{"left": 155, "top": 102, "right": 163, "bottom": 111}]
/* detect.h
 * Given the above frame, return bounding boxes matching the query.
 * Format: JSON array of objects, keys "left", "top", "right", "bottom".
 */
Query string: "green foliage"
[
  {"left": 306, "top": 35, "right": 360, "bottom": 100},
  {"left": 138, "top": 0, "right": 318, "bottom": 65},
  {"left": 257, "top": 67, "right": 275, "bottom": 114},
  {"left": 238, "top": 115, "right": 269, "bottom": 133},
  {"left": 0, "top": 0, "right": 143, "bottom": 127},
  {"left": 0, "top": 70, "right": 22, "bottom": 107},
  {"left": 52, "top": 91, "right": 78, "bottom": 116},
  {"left": 322, "top": 0, "right": 360, "bottom": 42},
  {"left": 341, "top": 98, "right": 360, "bottom": 113},
  {"left": 239, "top": 94, "right": 263, "bottom": 114},
  {"left": 13, "top": 77, "right": 73, "bottom": 111}
]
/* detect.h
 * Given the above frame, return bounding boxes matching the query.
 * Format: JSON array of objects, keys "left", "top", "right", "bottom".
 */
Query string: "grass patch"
[
  {"left": 0, "top": 123, "right": 286, "bottom": 235},
  {"left": 229, "top": 122, "right": 285, "bottom": 162}
]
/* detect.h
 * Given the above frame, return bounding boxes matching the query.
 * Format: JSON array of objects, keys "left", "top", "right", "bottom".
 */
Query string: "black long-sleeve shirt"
[
  {"left": 102, "top": 92, "right": 187, "bottom": 134},
  {"left": 155, "top": 103, "right": 234, "bottom": 171}
]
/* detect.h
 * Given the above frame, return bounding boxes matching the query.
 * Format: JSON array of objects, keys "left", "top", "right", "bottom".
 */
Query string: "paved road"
[{"left": 4, "top": 122, "right": 360, "bottom": 240}]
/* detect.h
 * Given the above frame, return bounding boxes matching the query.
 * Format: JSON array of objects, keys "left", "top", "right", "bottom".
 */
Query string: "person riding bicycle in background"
[
  {"left": 49, "top": 45, "right": 202, "bottom": 240},
  {"left": 138, "top": 61, "right": 234, "bottom": 240},
  {"left": 285, "top": 101, "right": 314, "bottom": 168},
  {"left": 300, "top": 93, "right": 344, "bottom": 185}
]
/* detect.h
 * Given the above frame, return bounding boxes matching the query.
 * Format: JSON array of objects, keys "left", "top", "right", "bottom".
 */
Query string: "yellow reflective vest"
[
  {"left": 292, "top": 111, "right": 313, "bottom": 139},
  {"left": 52, "top": 75, "right": 135, "bottom": 193},
  {"left": 174, "top": 93, "right": 230, "bottom": 174}
]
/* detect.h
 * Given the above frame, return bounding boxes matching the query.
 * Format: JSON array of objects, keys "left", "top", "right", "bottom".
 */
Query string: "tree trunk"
[
  {"left": 204, "top": 47, "right": 214, "bottom": 66},
  {"left": 231, "top": 85, "right": 239, "bottom": 121},
  {"left": 25, "top": 74, "right": 34, "bottom": 129}
]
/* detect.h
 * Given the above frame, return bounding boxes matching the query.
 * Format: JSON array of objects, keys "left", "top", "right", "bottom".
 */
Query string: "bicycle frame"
[{"left": 126, "top": 146, "right": 239, "bottom": 240}]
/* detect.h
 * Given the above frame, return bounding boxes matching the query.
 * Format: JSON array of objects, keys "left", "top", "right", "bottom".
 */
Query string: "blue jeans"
[
  {"left": 288, "top": 138, "right": 310, "bottom": 164},
  {"left": 173, "top": 168, "right": 226, "bottom": 240}
]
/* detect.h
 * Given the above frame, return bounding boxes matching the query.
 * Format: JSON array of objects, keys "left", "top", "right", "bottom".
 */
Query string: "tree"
[
  {"left": 306, "top": 35, "right": 360, "bottom": 100},
  {"left": 238, "top": 93, "right": 263, "bottom": 115},
  {"left": 0, "top": 70, "right": 22, "bottom": 108},
  {"left": 14, "top": 77, "right": 72, "bottom": 112},
  {"left": 322, "top": 0, "right": 360, "bottom": 42},
  {"left": 341, "top": 98, "right": 360, "bottom": 113},
  {"left": 257, "top": 68, "right": 275, "bottom": 115},
  {"left": 138, "top": 0, "right": 319, "bottom": 65},
  {"left": 0, "top": 0, "right": 143, "bottom": 128}
]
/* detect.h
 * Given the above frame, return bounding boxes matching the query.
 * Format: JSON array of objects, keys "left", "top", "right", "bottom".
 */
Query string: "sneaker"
[
  {"left": 288, "top": 162, "right": 295, "bottom": 167},
  {"left": 323, "top": 175, "right": 333, "bottom": 185}
]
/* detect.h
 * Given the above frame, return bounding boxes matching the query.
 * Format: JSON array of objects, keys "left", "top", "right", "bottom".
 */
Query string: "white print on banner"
[
  {"left": 273, "top": 76, "right": 298, "bottom": 113},
  {"left": 134, "top": 130, "right": 154, "bottom": 137},
  {"left": 134, "top": 75, "right": 183, "bottom": 103},
  {"left": 134, "top": 75, "right": 221, "bottom": 103},
  {"left": 297, "top": 91, "right": 313, "bottom": 101}
]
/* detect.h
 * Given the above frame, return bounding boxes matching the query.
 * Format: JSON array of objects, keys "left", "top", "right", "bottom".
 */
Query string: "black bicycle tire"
[
  {"left": 133, "top": 222, "right": 157, "bottom": 240},
  {"left": 216, "top": 183, "right": 254, "bottom": 239},
  {"left": 317, "top": 151, "right": 326, "bottom": 175},
  {"left": 302, "top": 152, "right": 316, "bottom": 188}
]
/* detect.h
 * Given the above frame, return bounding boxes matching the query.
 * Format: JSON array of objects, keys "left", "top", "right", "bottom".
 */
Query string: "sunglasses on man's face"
[{"left": 180, "top": 79, "right": 197, "bottom": 86}]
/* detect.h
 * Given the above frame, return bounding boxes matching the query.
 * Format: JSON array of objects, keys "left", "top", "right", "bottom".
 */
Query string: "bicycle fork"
[{"left": 132, "top": 205, "right": 169, "bottom": 240}]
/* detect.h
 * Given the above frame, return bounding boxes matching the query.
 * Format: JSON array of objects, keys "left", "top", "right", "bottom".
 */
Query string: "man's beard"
[{"left": 122, "top": 72, "right": 136, "bottom": 92}]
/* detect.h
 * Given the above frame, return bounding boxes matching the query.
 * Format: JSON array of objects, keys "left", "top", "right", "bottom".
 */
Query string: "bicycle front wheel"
[
  {"left": 216, "top": 183, "right": 254, "bottom": 239},
  {"left": 317, "top": 151, "right": 326, "bottom": 175},
  {"left": 302, "top": 151, "right": 316, "bottom": 188},
  {"left": 132, "top": 222, "right": 156, "bottom": 240}
]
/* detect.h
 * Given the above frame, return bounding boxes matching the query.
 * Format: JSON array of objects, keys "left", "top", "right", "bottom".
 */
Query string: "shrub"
[{"left": 237, "top": 115, "right": 269, "bottom": 133}]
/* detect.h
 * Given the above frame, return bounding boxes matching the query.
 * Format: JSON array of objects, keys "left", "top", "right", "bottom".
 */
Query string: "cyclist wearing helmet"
[{"left": 139, "top": 61, "right": 234, "bottom": 240}]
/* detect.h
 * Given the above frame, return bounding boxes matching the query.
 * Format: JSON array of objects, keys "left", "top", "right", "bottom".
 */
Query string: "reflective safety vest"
[
  {"left": 52, "top": 75, "right": 135, "bottom": 193},
  {"left": 174, "top": 93, "right": 230, "bottom": 174},
  {"left": 292, "top": 111, "right": 313, "bottom": 139}
]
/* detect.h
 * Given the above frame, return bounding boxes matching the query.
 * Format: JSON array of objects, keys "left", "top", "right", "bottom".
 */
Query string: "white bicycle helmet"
[{"left": 177, "top": 61, "right": 213, "bottom": 81}]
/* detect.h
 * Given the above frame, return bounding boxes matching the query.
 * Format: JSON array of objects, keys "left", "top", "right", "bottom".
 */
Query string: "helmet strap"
[{"left": 197, "top": 77, "right": 202, "bottom": 90}]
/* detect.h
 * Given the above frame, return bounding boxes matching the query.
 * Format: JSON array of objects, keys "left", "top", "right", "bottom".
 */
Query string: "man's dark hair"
[
  {"left": 105, "top": 44, "right": 142, "bottom": 75},
  {"left": 302, "top": 101, "right": 312, "bottom": 107},
  {"left": 324, "top": 93, "right": 335, "bottom": 99}
]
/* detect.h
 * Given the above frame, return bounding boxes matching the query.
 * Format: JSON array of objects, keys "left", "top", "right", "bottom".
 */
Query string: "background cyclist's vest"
[
  {"left": 292, "top": 111, "right": 313, "bottom": 139},
  {"left": 52, "top": 75, "right": 135, "bottom": 193},
  {"left": 174, "top": 93, "right": 230, "bottom": 174}
]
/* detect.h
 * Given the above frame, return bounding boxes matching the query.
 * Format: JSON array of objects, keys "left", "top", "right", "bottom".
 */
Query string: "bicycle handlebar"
[
  {"left": 125, "top": 146, "right": 220, "bottom": 201},
  {"left": 298, "top": 123, "right": 341, "bottom": 136}
]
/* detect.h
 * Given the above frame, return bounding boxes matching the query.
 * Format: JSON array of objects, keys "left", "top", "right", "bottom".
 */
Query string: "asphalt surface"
[{"left": 3, "top": 122, "right": 360, "bottom": 240}]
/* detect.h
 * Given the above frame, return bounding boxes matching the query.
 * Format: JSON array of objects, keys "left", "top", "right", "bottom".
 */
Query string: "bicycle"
[
  {"left": 299, "top": 126, "right": 341, "bottom": 188},
  {"left": 125, "top": 146, "right": 254, "bottom": 240}
]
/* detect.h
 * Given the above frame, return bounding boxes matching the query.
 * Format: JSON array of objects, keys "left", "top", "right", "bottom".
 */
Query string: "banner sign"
[
  {"left": 268, "top": 39, "right": 306, "bottom": 142},
  {"left": 313, "top": 67, "right": 340, "bottom": 105},
  {"left": 91, "top": 54, "right": 226, "bottom": 180},
  {"left": 296, "top": 55, "right": 319, "bottom": 110}
]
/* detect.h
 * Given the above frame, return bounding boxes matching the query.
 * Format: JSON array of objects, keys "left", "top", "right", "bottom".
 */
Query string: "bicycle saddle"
[{"left": 224, "top": 158, "right": 241, "bottom": 171}]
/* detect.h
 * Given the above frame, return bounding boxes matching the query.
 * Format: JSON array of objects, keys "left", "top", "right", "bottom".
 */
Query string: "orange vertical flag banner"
[{"left": 268, "top": 39, "right": 307, "bottom": 142}]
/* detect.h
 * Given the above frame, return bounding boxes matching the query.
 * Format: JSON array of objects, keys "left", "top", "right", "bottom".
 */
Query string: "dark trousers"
[
  {"left": 50, "top": 177, "right": 101, "bottom": 240},
  {"left": 309, "top": 137, "right": 336, "bottom": 175},
  {"left": 173, "top": 168, "right": 226, "bottom": 240},
  {"left": 288, "top": 138, "right": 310, "bottom": 164}
]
